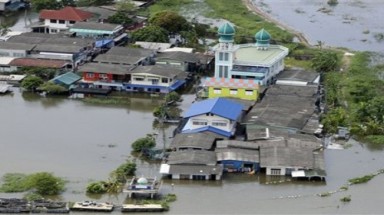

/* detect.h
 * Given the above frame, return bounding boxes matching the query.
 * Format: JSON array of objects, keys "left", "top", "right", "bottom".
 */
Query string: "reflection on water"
[{"left": 1, "top": 90, "right": 384, "bottom": 214}]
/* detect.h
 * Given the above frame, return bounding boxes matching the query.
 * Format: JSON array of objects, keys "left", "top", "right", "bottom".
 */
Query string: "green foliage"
[
  {"left": 321, "top": 107, "right": 348, "bottom": 133},
  {"left": 21, "top": 67, "right": 56, "bottom": 80},
  {"left": 153, "top": 105, "right": 166, "bottom": 118},
  {"left": 30, "top": 0, "right": 61, "bottom": 11},
  {"left": 0, "top": 173, "right": 29, "bottom": 192},
  {"left": 165, "top": 92, "right": 181, "bottom": 104},
  {"left": 148, "top": 0, "right": 193, "bottom": 15},
  {"left": 21, "top": 76, "right": 44, "bottom": 91},
  {"left": 363, "top": 135, "right": 384, "bottom": 145},
  {"left": 86, "top": 181, "right": 107, "bottom": 194},
  {"left": 76, "top": 0, "right": 114, "bottom": 6},
  {"left": 116, "top": 0, "right": 135, "bottom": 12},
  {"left": 111, "top": 160, "right": 136, "bottom": 183},
  {"left": 107, "top": 11, "right": 134, "bottom": 26},
  {"left": 131, "top": 25, "right": 169, "bottom": 42},
  {"left": 26, "top": 172, "right": 65, "bottom": 195},
  {"left": 311, "top": 51, "right": 340, "bottom": 72},
  {"left": 24, "top": 193, "right": 44, "bottom": 201},
  {"left": 0, "top": 172, "right": 65, "bottom": 196},
  {"left": 348, "top": 174, "right": 375, "bottom": 185},
  {"left": 323, "top": 72, "right": 342, "bottom": 107},
  {"left": 340, "top": 195, "right": 351, "bottom": 202},
  {"left": 38, "top": 82, "right": 67, "bottom": 94},
  {"left": 149, "top": 11, "right": 190, "bottom": 33},
  {"left": 131, "top": 134, "right": 156, "bottom": 152}
]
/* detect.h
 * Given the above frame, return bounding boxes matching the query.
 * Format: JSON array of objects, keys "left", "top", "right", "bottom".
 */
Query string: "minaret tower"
[{"left": 214, "top": 22, "right": 235, "bottom": 78}]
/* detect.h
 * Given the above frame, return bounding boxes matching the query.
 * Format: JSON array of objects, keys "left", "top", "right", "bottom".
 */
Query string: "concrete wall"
[
  {"left": 208, "top": 86, "right": 258, "bottom": 101},
  {"left": 183, "top": 114, "right": 234, "bottom": 133}
]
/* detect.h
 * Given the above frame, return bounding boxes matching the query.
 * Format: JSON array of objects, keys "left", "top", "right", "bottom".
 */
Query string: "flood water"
[
  {"left": 1, "top": 89, "right": 384, "bottom": 214},
  {"left": 253, "top": 0, "right": 384, "bottom": 52}
]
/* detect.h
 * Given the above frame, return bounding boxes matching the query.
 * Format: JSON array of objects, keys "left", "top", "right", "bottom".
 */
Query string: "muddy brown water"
[{"left": 1, "top": 89, "right": 384, "bottom": 214}]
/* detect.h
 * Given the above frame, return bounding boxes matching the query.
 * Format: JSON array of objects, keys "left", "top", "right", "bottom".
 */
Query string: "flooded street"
[
  {"left": 253, "top": 0, "right": 384, "bottom": 52},
  {"left": 1, "top": 90, "right": 384, "bottom": 214}
]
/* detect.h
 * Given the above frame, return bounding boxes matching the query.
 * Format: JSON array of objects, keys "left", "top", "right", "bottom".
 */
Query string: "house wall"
[
  {"left": 30, "top": 52, "right": 73, "bottom": 61},
  {"left": 0, "top": 65, "right": 17, "bottom": 72},
  {"left": 207, "top": 86, "right": 258, "bottom": 101},
  {"left": 183, "top": 114, "right": 234, "bottom": 133},
  {"left": 156, "top": 60, "right": 187, "bottom": 72},
  {"left": 44, "top": 19, "right": 76, "bottom": 34},
  {"left": 220, "top": 160, "right": 259, "bottom": 172},
  {"left": 83, "top": 72, "right": 114, "bottom": 82},
  {"left": 0, "top": 49, "right": 27, "bottom": 58},
  {"left": 130, "top": 73, "right": 173, "bottom": 87}
]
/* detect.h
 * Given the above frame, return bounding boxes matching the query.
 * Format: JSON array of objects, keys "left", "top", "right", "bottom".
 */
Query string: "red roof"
[
  {"left": 39, "top": 6, "right": 93, "bottom": 21},
  {"left": 9, "top": 58, "right": 70, "bottom": 68}
]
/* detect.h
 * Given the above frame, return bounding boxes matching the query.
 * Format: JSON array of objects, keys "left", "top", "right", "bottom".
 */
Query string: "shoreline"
[{"left": 242, "top": 0, "right": 312, "bottom": 46}]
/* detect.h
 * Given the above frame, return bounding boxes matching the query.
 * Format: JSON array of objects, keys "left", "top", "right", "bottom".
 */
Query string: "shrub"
[
  {"left": 86, "top": 181, "right": 107, "bottom": 194},
  {"left": 131, "top": 135, "right": 156, "bottom": 153}
]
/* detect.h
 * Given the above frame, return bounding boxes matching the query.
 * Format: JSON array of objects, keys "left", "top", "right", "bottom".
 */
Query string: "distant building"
[
  {"left": 213, "top": 23, "right": 289, "bottom": 86},
  {"left": 0, "top": 0, "right": 26, "bottom": 12},
  {"left": 35, "top": 6, "right": 93, "bottom": 34},
  {"left": 201, "top": 77, "right": 260, "bottom": 101},
  {"left": 181, "top": 98, "right": 244, "bottom": 138}
]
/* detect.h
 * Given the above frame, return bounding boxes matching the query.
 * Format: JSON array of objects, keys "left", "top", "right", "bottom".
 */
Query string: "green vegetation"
[
  {"left": 38, "top": 82, "right": 67, "bottom": 95},
  {"left": 107, "top": 11, "right": 134, "bottom": 26},
  {"left": 149, "top": 11, "right": 190, "bottom": 33},
  {"left": 86, "top": 160, "right": 136, "bottom": 194},
  {"left": 131, "top": 134, "right": 156, "bottom": 153},
  {"left": 327, "top": 0, "right": 339, "bottom": 6},
  {"left": 131, "top": 25, "right": 169, "bottom": 43},
  {"left": 0, "top": 172, "right": 65, "bottom": 195},
  {"left": 83, "top": 97, "right": 131, "bottom": 105},
  {"left": 311, "top": 51, "right": 341, "bottom": 73},
  {"left": 20, "top": 76, "right": 44, "bottom": 91},
  {"left": 137, "top": 193, "right": 177, "bottom": 211},
  {"left": 340, "top": 195, "right": 351, "bottom": 202},
  {"left": 148, "top": 0, "right": 193, "bottom": 15},
  {"left": 348, "top": 174, "right": 375, "bottom": 185},
  {"left": 165, "top": 92, "right": 182, "bottom": 104}
]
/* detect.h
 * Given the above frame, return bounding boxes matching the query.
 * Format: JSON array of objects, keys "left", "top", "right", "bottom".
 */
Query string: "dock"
[
  {"left": 121, "top": 204, "right": 164, "bottom": 212},
  {"left": 70, "top": 201, "right": 114, "bottom": 212}
]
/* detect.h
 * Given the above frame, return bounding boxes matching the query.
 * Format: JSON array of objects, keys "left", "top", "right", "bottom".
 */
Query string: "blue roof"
[
  {"left": 169, "top": 80, "right": 186, "bottom": 91},
  {"left": 51, "top": 72, "right": 81, "bottom": 86},
  {"left": 182, "top": 126, "right": 232, "bottom": 138},
  {"left": 95, "top": 39, "right": 114, "bottom": 48},
  {"left": 183, "top": 98, "right": 243, "bottom": 120}
]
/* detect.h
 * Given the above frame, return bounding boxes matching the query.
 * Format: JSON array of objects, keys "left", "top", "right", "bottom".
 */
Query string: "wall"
[
  {"left": 207, "top": 87, "right": 258, "bottom": 101},
  {"left": 183, "top": 114, "right": 234, "bottom": 133},
  {"left": 131, "top": 73, "right": 173, "bottom": 87},
  {"left": 83, "top": 72, "right": 113, "bottom": 82},
  {"left": 0, "top": 49, "right": 27, "bottom": 58}
]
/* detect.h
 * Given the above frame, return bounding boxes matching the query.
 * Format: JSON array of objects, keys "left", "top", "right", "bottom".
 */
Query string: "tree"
[
  {"left": 26, "top": 172, "right": 65, "bottom": 195},
  {"left": 111, "top": 160, "right": 136, "bottom": 183},
  {"left": 116, "top": 0, "right": 135, "bottom": 12},
  {"left": 30, "top": 0, "right": 61, "bottom": 11},
  {"left": 38, "top": 82, "right": 67, "bottom": 95},
  {"left": 76, "top": 0, "right": 114, "bottom": 6},
  {"left": 107, "top": 11, "right": 133, "bottom": 26},
  {"left": 0, "top": 24, "right": 11, "bottom": 37},
  {"left": 149, "top": 11, "right": 190, "bottom": 33},
  {"left": 21, "top": 76, "right": 44, "bottom": 91},
  {"left": 311, "top": 51, "right": 340, "bottom": 72},
  {"left": 61, "top": 0, "right": 76, "bottom": 7},
  {"left": 131, "top": 134, "right": 156, "bottom": 153},
  {"left": 86, "top": 181, "right": 107, "bottom": 194},
  {"left": 131, "top": 25, "right": 169, "bottom": 43}
]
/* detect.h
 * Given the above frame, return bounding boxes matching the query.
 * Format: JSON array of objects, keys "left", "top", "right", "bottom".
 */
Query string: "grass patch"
[
  {"left": 348, "top": 174, "right": 375, "bottom": 185},
  {"left": 83, "top": 97, "right": 131, "bottom": 105},
  {"left": 148, "top": 0, "right": 194, "bottom": 16},
  {"left": 362, "top": 135, "right": 384, "bottom": 145}
]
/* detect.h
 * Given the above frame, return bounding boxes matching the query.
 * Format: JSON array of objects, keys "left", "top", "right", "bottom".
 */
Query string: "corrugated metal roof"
[
  {"left": 170, "top": 132, "right": 218, "bottom": 150},
  {"left": 51, "top": 72, "right": 81, "bottom": 86},
  {"left": 167, "top": 150, "right": 217, "bottom": 165},
  {"left": 184, "top": 97, "right": 243, "bottom": 121},
  {"left": 216, "top": 148, "right": 259, "bottom": 163}
]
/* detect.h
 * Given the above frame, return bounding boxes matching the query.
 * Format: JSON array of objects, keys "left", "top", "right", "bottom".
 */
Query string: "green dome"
[
  {"left": 255, "top": 28, "right": 271, "bottom": 46},
  {"left": 218, "top": 23, "right": 235, "bottom": 42}
]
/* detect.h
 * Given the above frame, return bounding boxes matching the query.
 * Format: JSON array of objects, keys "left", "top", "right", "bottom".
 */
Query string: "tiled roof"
[
  {"left": 39, "top": 6, "right": 93, "bottom": 21},
  {"left": 183, "top": 97, "right": 243, "bottom": 121},
  {"left": 9, "top": 58, "right": 70, "bottom": 68},
  {"left": 203, "top": 77, "right": 259, "bottom": 89}
]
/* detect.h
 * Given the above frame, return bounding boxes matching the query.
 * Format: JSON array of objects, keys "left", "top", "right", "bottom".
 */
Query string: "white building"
[{"left": 213, "top": 23, "right": 289, "bottom": 86}]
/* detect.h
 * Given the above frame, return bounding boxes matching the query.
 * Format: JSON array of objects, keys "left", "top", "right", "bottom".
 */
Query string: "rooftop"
[
  {"left": 259, "top": 147, "right": 315, "bottom": 168},
  {"left": 39, "top": 6, "right": 93, "bottom": 21},
  {"left": 276, "top": 69, "right": 320, "bottom": 85},
  {"left": 128, "top": 65, "right": 185, "bottom": 78},
  {"left": 157, "top": 51, "right": 199, "bottom": 63},
  {"left": 184, "top": 97, "right": 244, "bottom": 121},
  {"left": 166, "top": 150, "right": 217, "bottom": 165},
  {"left": 9, "top": 58, "right": 70, "bottom": 68},
  {"left": 203, "top": 77, "right": 260, "bottom": 90},
  {"left": 77, "top": 63, "right": 133, "bottom": 75},
  {"left": 170, "top": 132, "right": 219, "bottom": 150},
  {"left": 216, "top": 148, "right": 259, "bottom": 163},
  {"left": 234, "top": 44, "right": 288, "bottom": 66},
  {"left": 70, "top": 22, "right": 122, "bottom": 32},
  {"left": 0, "top": 57, "right": 16, "bottom": 65},
  {"left": 33, "top": 44, "right": 83, "bottom": 53},
  {"left": 51, "top": 72, "right": 81, "bottom": 86},
  {"left": 94, "top": 47, "right": 154, "bottom": 65},
  {"left": 134, "top": 42, "right": 173, "bottom": 52},
  {"left": 0, "top": 42, "right": 36, "bottom": 50},
  {"left": 167, "top": 164, "right": 223, "bottom": 175}
]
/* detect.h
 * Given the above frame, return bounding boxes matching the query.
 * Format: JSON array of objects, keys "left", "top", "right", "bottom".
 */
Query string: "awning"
[{"left": 113, "top": 33, "right": 128, "bottom": 42}]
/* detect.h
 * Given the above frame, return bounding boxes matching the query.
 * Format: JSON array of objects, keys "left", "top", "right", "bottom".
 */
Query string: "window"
[
  {"left": 50, "top": 19, "right": 57, "bottom": 23},
  {"left": 134, "top": 77, "right": 144, "bottom": 81},
  {"left": 58, "top": 20, "right": 65, "bottom": 24},
  {"left": 86, "top": 73, "right": 94, "bottom": 78},
  {"left": 13, "top": 53, "right": 24, "bottom": 57},
  {"left": 50, "top": 29, "right": 57, "bottom": 33},
  {"left": 219, "top": 52, "right": 223, "bottom": 61},
  {"left": 0, "top": 52, "right": 10, "bottom": 56},
  {"left": 213, "top": 88, "right": 221, "bottom": 94},
  {"left": 224, "top": 66, "right": 228, "bottom": 78},
  {"left": 192, "top": 121, "right": 208, "bottom": 126},
  {"left": 69, "top": 20, "right": 75, "bottom": 24},
  {"left": 230, "top": 89, "right": 237, "bottom": 95},
  {"left": 212, "top": 121, "right": 227, "bottom": 127},
  {"left": 161, "top": 78, "right": 168, "bottom": 83},
  {"left": 271, "top": 169, "right": 281, "bottom": 175},
  {"left": 99, "top": 74, "right": 108, "bottom": 79},
  {"left": 245, "top": 90, "right": 253, "bottom": 96},
  {"left": 218, "top": 66, "right": 223, "bottom": 78},
  {"left": 224, "top": 53, "right": 229, "bottom": 61}
]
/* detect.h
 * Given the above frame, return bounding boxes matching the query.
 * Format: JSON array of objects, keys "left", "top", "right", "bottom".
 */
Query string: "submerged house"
[
  {"left": 213, "top": 23, "right": 288, "bottom": 86},
  {"left": 170, "top": 132, "right": 222, "bottom": 151},
  {"left": 160, "top": 150, "right": 223, "bottom": 180},
  {"left": 156, "top": 51, "right": 200, "bottom": 73},
  {"left": 181, "top": 98, "right": 244, "bottom": 138},
  {"left": 216, "top": 147, "right": 260, "bottom": 173}
]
